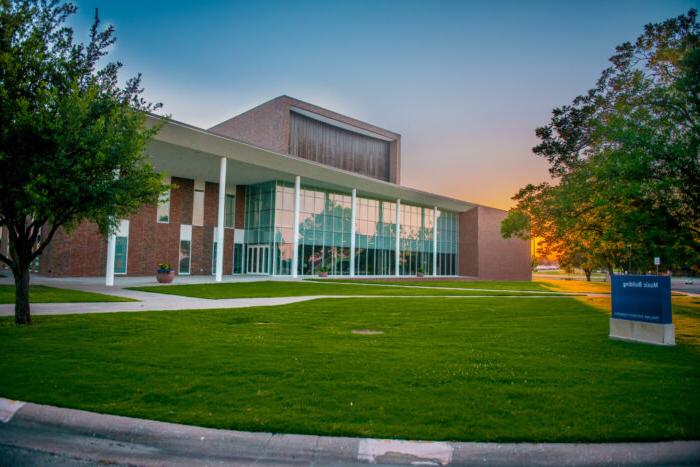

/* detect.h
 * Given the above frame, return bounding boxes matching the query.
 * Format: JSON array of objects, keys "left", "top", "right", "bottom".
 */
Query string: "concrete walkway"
[
  {"left": 0, "top": 275, "right": 600, "bottom": 317},
  {"left": 0, "top": 398, "right": 698, "bottom": 466},
  {"left": 0, "top": 293, "right": 584, "bottom": 317}
]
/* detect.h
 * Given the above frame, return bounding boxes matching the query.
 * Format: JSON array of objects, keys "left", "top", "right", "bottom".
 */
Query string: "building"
[{"left": 2, "top": 96, "right": 531, "bottom": 282}]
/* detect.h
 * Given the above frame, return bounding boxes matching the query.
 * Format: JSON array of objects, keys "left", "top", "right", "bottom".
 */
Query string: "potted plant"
[
  {"left": 156, "top": 263, "right": 175, "bottom": 283},
  {"left": 318, "top": 265, "right": 330, "bottom": 278},
  {"left": 417, "top": 267, "right": 425, "bottom": 278}
]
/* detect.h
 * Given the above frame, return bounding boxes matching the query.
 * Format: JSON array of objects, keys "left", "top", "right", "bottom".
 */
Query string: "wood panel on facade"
[{"left": 289, "top": 111, "right": 390, "bottom": 181}]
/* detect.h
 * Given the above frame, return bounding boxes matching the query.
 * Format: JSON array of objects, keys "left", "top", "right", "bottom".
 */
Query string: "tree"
[
  {"left": 0, "top": 0, "right": 165, "bottom": 324},
  {"left": 502, "top": 9, "right": 700, "bottom": 276}
]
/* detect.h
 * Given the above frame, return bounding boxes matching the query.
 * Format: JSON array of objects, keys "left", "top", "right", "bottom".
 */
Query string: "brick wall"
[
  {"left": 40, "top": 222, "right": 107, "bottom": 276},
  {"left": 235, "top": 185, "right": 246, "bottom": 229},
  {"left": 123, "top": 176, "right": 192, "bottom": 275},
  {"left": 209, "top": 95, "right": 402, "bottom": 184},
  {"left": 208, "top": 98, "right": 290, "bottom": 154},
  {"left": 37, "top": 177, "right": 244, "bottom": 277},
  {"left": 458, "top": 206, "right": 531, "bottom": 281},
  {"left": 458, "top": 208, "right": 479, "bottom": 277}
]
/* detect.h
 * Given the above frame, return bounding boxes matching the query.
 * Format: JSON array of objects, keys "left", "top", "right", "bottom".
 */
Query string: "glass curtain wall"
[
  {"left": 273, "top": 182, "right": 352, "bottom": 276},
  {"left": 244, "top": 180, "right": 459, "bottom": 276},
  {"left": 436, "top": 210, "right": 458, "bottom": 275},
  {"left": 244, "top": 182, "right": 276, "bottom": 273},
  {"left": 398, "top": 204, "right": 435, "bottom": 275},
  {"left": 354, "top": 198, "right": 397, "bottom": 276},
  {"left": 273, "top": 184, "right": 294, "bottom": 275}
]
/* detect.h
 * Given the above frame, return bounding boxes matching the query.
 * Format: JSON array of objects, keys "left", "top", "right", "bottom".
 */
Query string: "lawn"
[
  {"left": 128, "top": 280, "right": 576, "bottom": 299},
  {"left": 0, "top": 285, "right": 135, "bottom": 304},
  {"left": 306, "top": 278, "right": 612, "bottom": 294},
  {"left": 1, "top": 296, "right": 698, "bottom": 442}
]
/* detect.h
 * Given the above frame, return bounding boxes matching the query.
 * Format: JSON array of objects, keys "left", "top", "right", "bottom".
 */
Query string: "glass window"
[
  {"left": 243, "top": 180, "right": 458, "bottom": 278},
  {"left": 179, "top": 224, "right": 192, "bottom": 275},
  {"left": 179, "top": 240, "right": 191, "bottom": 275},
  {"left": 114, "top": 237, "right": 128, "bottom": 274},
  {"left": 224, "top": 194, "right": 235, "bottom": 228},
  {"left": 212, "top": 240, "right": 218, "bottom": 274},
  {"left": 193, "top": 185, "right": 205, "bottom": 226},
  {"left": 157, "top": 176, "right": 171, "bottom": 223},
  {"left": 435, "top": 209, "right": 458, "bottom": 275},
  {"left": 211, "top": 227, "right": 219, "bottom": 275},
  {"left": 233, "top": 244, "right": 244, "bottom": 274}
]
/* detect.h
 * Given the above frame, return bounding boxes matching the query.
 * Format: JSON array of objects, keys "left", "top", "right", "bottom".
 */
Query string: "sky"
[{"left": 71, "top": 0, "right": 697, "bottom": 209}]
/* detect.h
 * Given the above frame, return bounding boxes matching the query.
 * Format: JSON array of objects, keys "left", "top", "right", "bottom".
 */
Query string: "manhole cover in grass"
[{"left": 352, "top": 329, "right": 384, "bottom": 335}]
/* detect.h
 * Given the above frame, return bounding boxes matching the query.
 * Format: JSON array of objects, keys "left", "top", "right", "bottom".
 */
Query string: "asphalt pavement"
[{"left": 1, "top": 399, "right": 698, "bottom": 466}]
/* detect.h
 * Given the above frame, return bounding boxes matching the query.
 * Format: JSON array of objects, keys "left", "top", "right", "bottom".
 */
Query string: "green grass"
[
  {"left": 1, "top": 297, "right": 698, "bottom": 442},
  {"left": 306, "top": 278, "right": 550, "bottom": 290},
  {"left": 305, "top": 278, "right": 611, "bottom": 294},
  {"left": 128, "top": 281, "right": 573, "bottom": 299},
  {"left": 0, "top": 285, "right": 135, "bottom": 304}
]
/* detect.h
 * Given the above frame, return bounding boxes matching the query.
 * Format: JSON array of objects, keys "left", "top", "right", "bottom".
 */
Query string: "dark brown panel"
[{"left": 289, "top": 111, "right": 390, "bottom": 181}]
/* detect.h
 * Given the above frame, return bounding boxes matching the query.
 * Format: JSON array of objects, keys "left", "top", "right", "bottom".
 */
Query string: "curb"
[{"left": 1, "top": 399, "right": 699, "bottom": 466}]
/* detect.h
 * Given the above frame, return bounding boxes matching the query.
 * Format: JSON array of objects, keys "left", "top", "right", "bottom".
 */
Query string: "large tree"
[
  {"left": 502, "top": 9, "right": 700, "bottom": 276},
  {"left": 0, "top": 0, "right": 165, "bottom": 324}
]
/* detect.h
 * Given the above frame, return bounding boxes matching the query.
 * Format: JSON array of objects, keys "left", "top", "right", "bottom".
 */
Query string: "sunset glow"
[{"left": 70, "top": 0, "right": 694, "bottom": 209}]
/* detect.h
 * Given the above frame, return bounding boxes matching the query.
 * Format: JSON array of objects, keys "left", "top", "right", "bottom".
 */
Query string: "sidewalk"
[
  {"left": 1, "top": 398, "right": 698, "bottom": 466},
  {"left": 0, "top": 275, "right": 595, "bottom": 317},
  {"left": 0, "top": 293, "right": 581, "bottom": 317},
  {"left": 0, "top": 276, "right": 318, "bottom": 316}
]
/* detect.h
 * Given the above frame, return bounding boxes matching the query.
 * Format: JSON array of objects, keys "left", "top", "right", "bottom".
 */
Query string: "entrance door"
[{"left": 246, "top": 245, "right": 270, "bottom": 275}]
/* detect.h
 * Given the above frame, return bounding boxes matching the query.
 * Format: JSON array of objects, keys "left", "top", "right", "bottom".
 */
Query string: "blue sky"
[{"left": 72, "top": 0, "right": 697, "bottom": 208}]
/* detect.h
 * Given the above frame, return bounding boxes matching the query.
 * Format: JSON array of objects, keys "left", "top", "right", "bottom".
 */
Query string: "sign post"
[
  {"left": 609, "top": 275, "right": 674, "bottom": 346},
  {"left": 654, "top": 257, "right": 660, "bottom": 275}
]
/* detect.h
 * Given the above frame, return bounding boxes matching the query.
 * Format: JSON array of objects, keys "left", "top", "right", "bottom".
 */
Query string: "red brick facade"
[
  {"left": 458, "top": 206, "right": 532, "bottom": 281},
  {"left": 38, "top": 176, "right": 240, "bottom": 277}
]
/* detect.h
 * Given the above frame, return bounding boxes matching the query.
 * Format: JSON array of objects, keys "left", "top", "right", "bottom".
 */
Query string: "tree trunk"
[
  {"left": 13, "top": 267, "right": 31, "bottom": 325},
  {"left": 584, "top": 268, "right": 592, "bottom": 282}
]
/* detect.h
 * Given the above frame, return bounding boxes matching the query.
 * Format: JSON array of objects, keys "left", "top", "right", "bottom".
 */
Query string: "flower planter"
[
  {"left": 417, "top": 272, "right": 425, "bottom": 278},
  {"left": 318, "top": 271, "right": 329, "bottom": 278},
  {"left": 157, "top": 271, "right": 175, "bottom": 283}
]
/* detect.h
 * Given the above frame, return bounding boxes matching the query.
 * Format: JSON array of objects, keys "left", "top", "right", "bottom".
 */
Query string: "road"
[
  {"left": 1, "top": 399, "right": 699, "bottom": 466},
  {"left": 672, "top": 277, "right": 700, "bottom": 295}
]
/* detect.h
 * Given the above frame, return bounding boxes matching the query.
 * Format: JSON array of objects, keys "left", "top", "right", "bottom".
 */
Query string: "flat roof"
[{"left": 146, "top": 113, "right": 477, "bottom": 213}]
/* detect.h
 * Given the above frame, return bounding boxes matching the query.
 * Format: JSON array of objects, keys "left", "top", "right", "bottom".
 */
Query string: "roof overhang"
[{"left": 146, "top": 114, "right": 474, "bottom": 213}]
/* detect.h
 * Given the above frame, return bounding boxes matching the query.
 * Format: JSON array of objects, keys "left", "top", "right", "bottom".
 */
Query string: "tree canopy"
[
  {"left": 502, "top": 9, "right": 700, "bottom": 277},
  {"left": 0, "top": 0, "right": 165, "bottom": 323}
]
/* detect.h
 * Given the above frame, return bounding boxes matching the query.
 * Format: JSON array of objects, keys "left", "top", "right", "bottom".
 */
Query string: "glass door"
[{"left": 246, "top": 245, "right": 270, "bottom": 274}]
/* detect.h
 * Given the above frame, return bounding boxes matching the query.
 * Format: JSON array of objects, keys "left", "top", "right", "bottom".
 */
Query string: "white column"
[
  {"left": 105, "top": 232, "right": 116, "bottom": 286},
  {"left": 433, "top": 206, "right": 438, "bottom": 276},
  {"left": 350, "top": 189, "right": 357, "bottom": 277},
  {"left": 395, "top": 199, "right": 401, "bottom": 277},
  {"left": 105, "top": 169, "right": 120, "bottom": 286},
  {"left": 215, "top": 156, "right": 227, "bottom": 282},
  {"left": 291, "top": 175, "right": 301, "bottom": 278}
]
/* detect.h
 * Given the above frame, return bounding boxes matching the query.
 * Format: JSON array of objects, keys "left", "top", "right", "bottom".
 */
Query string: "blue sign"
[{"left": 611, "top": 275, "right": 672, "bottom": 324}]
